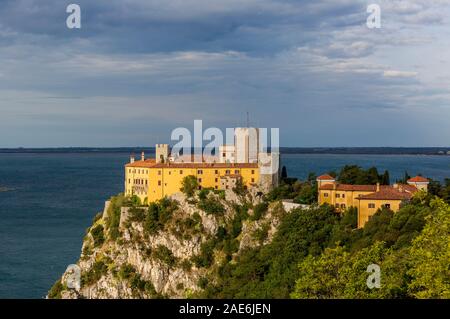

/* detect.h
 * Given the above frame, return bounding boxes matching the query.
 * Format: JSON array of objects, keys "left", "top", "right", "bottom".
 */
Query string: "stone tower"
[{"left": 156, "top": 144, "right": 169, "bottom": 163}]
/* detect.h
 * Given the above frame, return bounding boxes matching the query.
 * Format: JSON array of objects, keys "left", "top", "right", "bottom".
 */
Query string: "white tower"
[{"left": 235, "top": 127, "right": 259, "bottom": 163}]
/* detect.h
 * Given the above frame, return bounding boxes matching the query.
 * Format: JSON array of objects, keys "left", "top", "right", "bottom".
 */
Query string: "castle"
[
  {"left": 125, "top": 128, "right": 280, "bottom": 204},
  {"left": 317, "top": 175, "right": 429, "bottom": 228}
]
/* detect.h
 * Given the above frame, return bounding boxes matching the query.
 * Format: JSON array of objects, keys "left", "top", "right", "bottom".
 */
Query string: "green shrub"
[
  {"left": 214, "top": 189, "right": 226, "bottom": 200},
  {"left": 232, "top": 179, "right": 247, "bottom": 196},
  {"left": 90, "top": 224, "right": 105, "bottom": 247},
  {"left": 128, "top": 207, "right": 146, "bottom": 223},
  {"left": 144, "top": 198, "right": 178, "bottom": 235},
  {"left": 253, "top": 223, "right": 270, "bottom": 244},
  {"left": 181, "top": 175, "right": 199, "bottom": 197},
  {"left": 106, "top": 194, "right": 126, "bottom": 240},
  {"left": 81, "top": 260, "right": 108, "bottom": 286},
  {"left": 180, "top": 259, "right": 192, "bottom": 271},
  {"left": 198, "top": 277, "right": 209, "bottom": 289},
  {"left": 251, "top": 202, "right": 268, "bottom": 221},
  {"left": 198, "top": 188, "right": 212, "bottom": 200},
  {"left": 152, "top": 245, "right": 177, "bottom": 267},
  {"left": 92, "top": 212, "right": 103, "bottom": 224},
  {"left": 197, "top": 197, "right": 225, "bottom": 215},
  {"left": 176, "top": 283, "right": 184, "bottom": 290},
  {"left": 48, "top": 279, "right": 64, "bottom": 299},
  {"left": 118, "top": 264, "right": 136, "bottom": 280},
  {"left": 192, "top": 239, "right": 217, "bottom": 268},
  {"left": 124, "top": 195, "right": 142, "bottom": 207}
]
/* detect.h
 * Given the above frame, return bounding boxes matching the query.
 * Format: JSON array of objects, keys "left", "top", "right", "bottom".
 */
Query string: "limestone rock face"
[{"left": 52, "top": 191, "right": 286, "bottom": 299}]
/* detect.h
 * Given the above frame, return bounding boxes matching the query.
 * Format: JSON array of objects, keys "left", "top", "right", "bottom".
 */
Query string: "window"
[
  {"left": 197, "top": 170, "right": 203, "bottom": 174},
  {"left": 198, "top": 186, "right": 202, "bottom": 190},
  {"left": 222, "top": 153, "right": 226, "bottom": 157},
  {"left": 215, "top": 178, "right": 218, "bottom": 182},
  {"left": 251, "top": 178, "right": 255, "bottom": 183},
  {"left": 180, "top": 170, "right": 183, "bottom": 174},
  {"left": 215, "top": 186, "right": 218, "bottom": 190},
  {"left": 145, "top": 180, "right": 148, "bottom": 185},
  {"left": 324, "top": 193, "right": 329, "bottom": 197},
  {"left": 215, "top": 170, "right": 218, "bottom": 174},
  {"left": 368, "top": 203, "right": 375, "bottom": 209},
  {"left": 336, "top": 194, "right": 340, "bottom": 198},
  {"left": 335, "top": 204, "right": 340, "bottom": 208},
  {"left": 158, "top": 181, "right": 161, "bottom": 186},
  {"left": 340, "top": 204, "right": 346, "bottom": 209},
  {"left": 158, "top": 170, "right": 161, "bottom": 175},
  {"left": 251, "top": 170, "right": 255, "bottom": 174},
  {"left": 226, "top": 170, "right": 230, "bottom": 174},
  {"left": 128, "top": 179, "right": 130, "bottom": 184},
  {"left": 234, "top": 170, "right": 239, "bottom": 174},
  {"left": 384, "top": 203, "right": 391, "bottom": 209},
  {"left": 198, "top": 178, "right": 202, "bottom": 183},
  {"left": 169, "top": 171, "right": 171, "bottom": 175},
  {"left": 342, "top": 193, "right": 345, "bottom": 198}
]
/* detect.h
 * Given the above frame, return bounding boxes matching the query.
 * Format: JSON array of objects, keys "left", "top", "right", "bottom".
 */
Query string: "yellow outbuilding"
[{"left": 317, "top": 174, "right": 429, "bottom": 228}]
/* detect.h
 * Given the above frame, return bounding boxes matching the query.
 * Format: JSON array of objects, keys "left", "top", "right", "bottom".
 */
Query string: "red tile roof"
[
  {"left": 358, "top": 188, "right": 415, "bottom": 200},
  {"left": 317, "top": 174, "right": 335, "bottom": 180},
  {"left": 126, "top": 160, "right": 258, "bottom": 169},
  {"left": 407, "top": 176, "right": 429, "bottom": 183},
  {"left": 319, "top": 183, "right": 377, "bottom": 192}
]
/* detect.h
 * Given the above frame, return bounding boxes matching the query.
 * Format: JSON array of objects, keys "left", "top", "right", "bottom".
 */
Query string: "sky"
[{"left": 0, "top": 0, "right": 450, "bottom": 147}]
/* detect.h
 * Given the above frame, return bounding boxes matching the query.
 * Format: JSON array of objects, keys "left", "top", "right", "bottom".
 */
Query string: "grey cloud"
[{"left": 0, "top": 0, "right": 449, "bottom": 147}]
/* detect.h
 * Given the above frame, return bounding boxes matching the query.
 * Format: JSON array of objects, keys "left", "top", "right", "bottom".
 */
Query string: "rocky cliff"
[{"left": 48, "top": 188, "right": 287, "bottom": 299}]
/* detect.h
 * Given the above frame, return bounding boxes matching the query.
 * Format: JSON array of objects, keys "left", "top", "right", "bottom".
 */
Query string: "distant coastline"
[{"left": 0, "top": 147, "right": 449, "bottom": 155}]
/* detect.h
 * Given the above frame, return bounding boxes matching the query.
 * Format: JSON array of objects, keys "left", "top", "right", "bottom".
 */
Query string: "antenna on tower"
[{"left": 246, "top": 111, "right": 250, "bottom": 127}]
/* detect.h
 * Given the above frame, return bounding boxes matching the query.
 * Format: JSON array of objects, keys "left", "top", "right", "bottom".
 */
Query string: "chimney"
[
  {"left": 376, "top": 182, "right": 380, "bottom": 192},
  {"left": 130, "top": 154, "right": 135, "bottom": 164},
  {"left": 141, "top": 151, "right": 145, "bottom": 161}
]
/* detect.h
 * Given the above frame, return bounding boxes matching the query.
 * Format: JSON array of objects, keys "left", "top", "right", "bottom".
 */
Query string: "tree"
[
  {"left": 441, "top": 179, "right": 450, "bottom": 203},
  {"left": 398, "top": 171, "right": 411, "bottom": 184},
  {"left": 180, "top": 175, "right": 199, "bottom": 197},
  {"left": 307, "top": 172, "right": 317, "bottom": 183},
  {"left": 408, "top": 198, "right": 450, "bottom": 298},
  {"left": 293, "top": 183, "right": 317, "bottom": 204},
  {"left": 381, "top": 170, "right": 390, "bottom": 185},
  {"left": 337, "top": 165, "right": 381, "bottom": 185},
  {"left": 232, "top": 178, "right": 246, "bottom": 196},
  {"left": 291, "top": 242, "right": 410, "bottom": 299},
  {"left": 281, "top": 166, "right": 288, "bottom": 179},
  {"left": 366, "top": 167, "right": 380, "bottom": 184}
]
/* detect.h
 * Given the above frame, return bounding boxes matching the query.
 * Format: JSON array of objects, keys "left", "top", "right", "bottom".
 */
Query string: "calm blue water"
[{"left": 0, "top": 152, "right": 449, "bottom": 298}]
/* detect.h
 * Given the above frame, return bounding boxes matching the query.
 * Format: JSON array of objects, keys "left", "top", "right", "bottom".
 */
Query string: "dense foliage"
[
  {"left": 196, "top": 189, "right": 449, "bottom": 299},
  {"left": 201, "top": 204, "right": 338, "bottom": 298},
  {"left": 143, "top": 197, "right": 179, "bottom": 235},
  {"left": 291, "top": 198, "right": 449, "bottom": 299},
  {"left": 180, "top": 175, "right": 199, "bottom": 197},
  {"left": 266, "top": 172, "right": 318, "bottom": 204},
  {"left": 335, "top": 165, "right": 390, "bottom": 185}
]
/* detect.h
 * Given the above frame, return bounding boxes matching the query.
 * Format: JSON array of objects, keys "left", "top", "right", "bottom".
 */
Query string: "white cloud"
[{"left": 383, "top": 70, "right": 418, "bottom": 78}]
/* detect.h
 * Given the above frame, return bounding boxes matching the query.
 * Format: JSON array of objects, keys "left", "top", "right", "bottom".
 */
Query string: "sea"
[{"left": 0, "top": 151, "right": 449, "bottom": 298}]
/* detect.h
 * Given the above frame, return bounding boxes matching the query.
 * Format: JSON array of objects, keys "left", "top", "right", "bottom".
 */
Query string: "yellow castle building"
[
  {"left": 125, "top": 129, "right": 280, "bottom": 204},
  {"left": 317, "top": 174, "right": 429, "bottom": 228}
]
